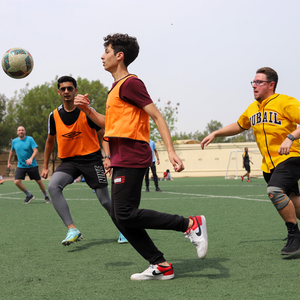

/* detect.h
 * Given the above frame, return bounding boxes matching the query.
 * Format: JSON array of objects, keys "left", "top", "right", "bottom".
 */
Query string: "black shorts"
[
  {"left": 244, "top": 163, "right": 251, "bottom": 173},
  {"left": 263, "top": 157, "right": 300, "bottom": 196},
  {"left": 15, "top": 166, "right": 41, "bottom": 181},
  {"left": 55, "top": 160, "right": 108, "bottom": 189}
]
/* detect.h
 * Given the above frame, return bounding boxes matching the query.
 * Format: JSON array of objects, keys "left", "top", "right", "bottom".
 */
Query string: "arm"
[
  {"left": 7, "top": 149, "right": 14, "bottom": 170},
  {"left": 25, "top": 147, "right": 38, "bottom": 166},
  {"left": 74, "top": 94, "right": 106, "bottom": 128},
  {"left": 200, "top": 122, "right": 244, "bottom": 149},
  {"left": 278, "top": 126, "right": 300, "bottom": 155},
  {"left": 97, "top": 128, "right": 112, "bottom": 175},
  {"left": 143, "top": 103, "right": 184, "bottom": 172},
  {"left": 154, "top": 149, "right": 160, "bottom": 165},
  {"left": 41, "top": 135, "right": 55, "bottom": 179}
]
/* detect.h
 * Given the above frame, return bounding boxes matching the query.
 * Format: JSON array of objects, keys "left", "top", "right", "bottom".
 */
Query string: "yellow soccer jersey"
[{"left": 238, "top": 93, "right": 300, "bottom": 173}]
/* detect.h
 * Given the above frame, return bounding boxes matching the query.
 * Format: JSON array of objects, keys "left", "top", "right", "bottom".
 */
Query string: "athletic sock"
[
  {"left": 43, "top": 191, "right": 48, "bottom": 197},
  {"left": 25, "top": 190, "right": 31, "bottom": 197},
  {"left": 286, "top": 222, "right": 300, "bottom": 234}
]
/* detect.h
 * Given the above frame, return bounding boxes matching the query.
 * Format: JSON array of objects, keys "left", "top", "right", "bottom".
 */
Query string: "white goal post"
[{"left": 225, "top": 150, "right": 260, "bottom": 179}]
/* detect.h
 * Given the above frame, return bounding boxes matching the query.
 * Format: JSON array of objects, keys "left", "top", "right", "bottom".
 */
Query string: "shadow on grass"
[
  {"left": 106, "top": 257, "right": 230, "bottom": 279},
  {"left": 281, "top": 253, "right": 300, "bottom": 260},
  {"left": 173, "top": 257, "right": 230, "bottom": 279},
  {"left": 66, "top": 238, "right": 117, "bottom": 252}
]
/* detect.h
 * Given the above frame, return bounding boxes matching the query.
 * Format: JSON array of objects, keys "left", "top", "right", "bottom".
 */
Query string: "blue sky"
[{"left": 1, "top": 0, "right": 300, "bottom": 134}]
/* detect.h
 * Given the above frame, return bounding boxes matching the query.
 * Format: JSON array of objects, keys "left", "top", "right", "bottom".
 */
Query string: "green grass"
[{"left": 0, "top": 177, "right": 299, "bottom": 300}]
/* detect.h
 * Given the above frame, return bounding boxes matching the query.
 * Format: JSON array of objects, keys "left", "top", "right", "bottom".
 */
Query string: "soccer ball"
[{"left": 2, "top": 47, "right": 34, "bottom": 79}]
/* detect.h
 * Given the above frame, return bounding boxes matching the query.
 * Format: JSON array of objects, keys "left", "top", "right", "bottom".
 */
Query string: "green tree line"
[
  {"left": 0, "top": 77, "right": 109, "bottom": 152},
  {"left": 0, "top": 77, "right": 255, "bottom": 154}
]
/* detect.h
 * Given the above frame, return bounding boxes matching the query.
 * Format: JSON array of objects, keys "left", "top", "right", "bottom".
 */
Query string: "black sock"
[{"left": 285, "top": 222, "right": 300, "bottom": 234}]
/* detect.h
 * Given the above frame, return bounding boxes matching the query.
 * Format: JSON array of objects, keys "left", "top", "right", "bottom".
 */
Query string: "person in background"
[
  {"left": 7, "top": 126, "right": 50, "bottom": 204},
  {"left": 241, "top": 147, "right": 252, "bottom": 182},
  {"left": 145, "top": 139, "right": 162, "bottom": 192},
  {"left": 164, "top": 169, "right": 173, "bottom": 181}
]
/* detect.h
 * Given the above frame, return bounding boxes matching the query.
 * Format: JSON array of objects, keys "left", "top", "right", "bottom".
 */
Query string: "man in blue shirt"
[
  {"left": 7, "top": 126, "right": 50, "bottom": 204},
  {"left": 144, "top": 139, "right": 162, "bottom": 192}
]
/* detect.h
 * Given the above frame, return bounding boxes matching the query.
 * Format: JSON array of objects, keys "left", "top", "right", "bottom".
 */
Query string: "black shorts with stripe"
[{"left": 55, "top": 160, "right": 108, "bottom": 189}]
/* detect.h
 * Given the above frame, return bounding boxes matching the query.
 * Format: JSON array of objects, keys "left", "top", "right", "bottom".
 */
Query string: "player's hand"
[
  {"left": 168, "top": 152, "right": 184, "bottom": 172},
  {"left": 25, "top": 158, "right": 33, "bottom": 165},
  {"left": 7, "top": 163, "right": 12, "bottom": 170},
  {"left": 103, "top": 158, "right": 112, "bottom": 177},
  {"left": 278, "top": 138, "right": 293, "bottom": 155},
  {"left": 74, "top": 94, "right": 90, "bottom": 111},
  {"left": 200, "top": 133, "right": 216, "bottom": 149},
  {"left": 41, "top": 168, "right": 49, "bottom": 179}
]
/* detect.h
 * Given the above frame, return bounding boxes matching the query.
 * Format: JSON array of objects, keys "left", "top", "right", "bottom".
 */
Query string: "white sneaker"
[
  {"left": 130, "top": 263, "right": 174, "bottom": 281},
  {"left": 185, "top": 215, "right": 208, "bottom": 259}
]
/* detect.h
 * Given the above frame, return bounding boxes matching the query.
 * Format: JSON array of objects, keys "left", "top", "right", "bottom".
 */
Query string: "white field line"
[{"left": 0, "top": 186, "right": 268, "bottom": 202}]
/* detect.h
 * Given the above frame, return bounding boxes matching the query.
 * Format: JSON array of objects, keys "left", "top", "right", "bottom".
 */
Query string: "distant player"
[
  {"left": 201, "top": 67, "right": 300, "bottom": 256},
  {"left": 144, "top": 139, "right": 162, "bottom": 192},
  {"left": 241, "top": 147, "right": 252, "bottom": 182},
  {"left": 7, "top": 126, "right": 50, "bottom": 204}
]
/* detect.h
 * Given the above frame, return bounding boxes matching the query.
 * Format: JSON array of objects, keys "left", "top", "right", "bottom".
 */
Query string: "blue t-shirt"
[
  {"left": 149, "top": 139, "right": 156, "bottom": 163},
  {"left": 11, "top": 136, "right": 38, "bottom": 168}
]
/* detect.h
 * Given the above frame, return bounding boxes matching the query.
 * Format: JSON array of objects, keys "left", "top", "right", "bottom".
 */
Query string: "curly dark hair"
[
  {"left": 57, "top": 76, "right": 77, "bottom": 89},
  {"left": 103, "top": 33, "right": 139, "bottom": 67}
]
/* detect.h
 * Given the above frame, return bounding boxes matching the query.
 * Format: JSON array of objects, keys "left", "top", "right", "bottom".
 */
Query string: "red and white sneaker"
[
  {"left": 130, "top": 263, "right": 174, "bottom": 281},
  {"left": 185, "top": 215, "right": 208, "bottom": 259},
  {"left": 241, "top": 176, "right": 244, "bottom": 181}
]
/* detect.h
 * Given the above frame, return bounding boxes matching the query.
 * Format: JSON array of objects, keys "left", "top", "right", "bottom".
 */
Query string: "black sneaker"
[
  {"left": 23, "top": 195, "right": 34, "bottom": 204},
  {"left": 155, "top": 187, "right": 162, "bottom": 192},
  {"left": 145, "top": 187, "right": 149, "bottom": 192},
  {"left": 45, "top": 196, "right": 51, "bottom": 204},
  {"left": 281, "top": 233, "right": 300, "bottom": 255}
]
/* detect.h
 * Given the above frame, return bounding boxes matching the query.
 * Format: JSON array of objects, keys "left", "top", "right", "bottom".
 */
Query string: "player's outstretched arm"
[
  {"left": 42, "top": 135, "right": 55, "bottom": 179},
  {"left": 201, "top": 122, "right": 244, "bottom": 149},
  {"left": 75, "top": 94, "right": 106, "bottom": 128},
  {"left": 143, "top": 103, "right": 184, "bottom": 172}
]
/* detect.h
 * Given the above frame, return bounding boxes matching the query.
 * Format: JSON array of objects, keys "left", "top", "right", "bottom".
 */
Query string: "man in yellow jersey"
[
  {"left": 41, "top": 76, "right": 127, "bottom": 245},
  {"left": 201, "top": 67, "right": 300, "bottom": 256},
  {"left": 74, "top": 33, "right": 208, "bottom": 280}
]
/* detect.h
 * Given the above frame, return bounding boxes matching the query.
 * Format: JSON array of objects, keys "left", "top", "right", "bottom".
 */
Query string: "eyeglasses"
[
  {"left": 60, "top": 86, "right": 74, "bottom": 92},
  {"left": 251, "top": 80, "right": 271, "bottom": 86}
]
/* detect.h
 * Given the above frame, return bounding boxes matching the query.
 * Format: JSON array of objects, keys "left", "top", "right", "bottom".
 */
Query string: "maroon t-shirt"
[{"left": 108, "top": 75, "right": 152, "bottom": 168}]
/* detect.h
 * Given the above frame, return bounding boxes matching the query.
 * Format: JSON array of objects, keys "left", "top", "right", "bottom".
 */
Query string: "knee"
[
  {"left": 47, "top": 181, "right": 61, "bottom": 195},
  {"left": 14, "top": 179, "right": 21, "bottom": 186},
  {"left": 267, "top": 186, "right": 290, "bottom": 210}
]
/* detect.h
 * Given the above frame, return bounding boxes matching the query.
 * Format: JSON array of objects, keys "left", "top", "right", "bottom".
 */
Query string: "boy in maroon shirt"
[{"left": 75, "top": 33, "right": 208, "bottom": 280}]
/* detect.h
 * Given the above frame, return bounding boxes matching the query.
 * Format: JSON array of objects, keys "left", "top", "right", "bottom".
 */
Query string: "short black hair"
[
  {"left": 103, "top": 33, "right": 139, "bottom": 67},
  {"left": 256, "top": 67, "right": 278, "bottom": 92},
  {"left": 57, "top": 76, "right": 77, "bottom": 89}
]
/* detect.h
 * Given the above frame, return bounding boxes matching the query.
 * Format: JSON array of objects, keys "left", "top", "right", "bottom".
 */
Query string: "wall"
[
  {"left": 0, "top": 142, "right": 262, "bottom": 178},
  {"left": 155, "top": 142, "right": 262, "bottom": 178}
]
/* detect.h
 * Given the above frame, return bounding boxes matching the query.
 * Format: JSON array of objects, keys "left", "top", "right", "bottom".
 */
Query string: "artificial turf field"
[{"left": 1, "top": 177, "right": 300, "bottom": 300}]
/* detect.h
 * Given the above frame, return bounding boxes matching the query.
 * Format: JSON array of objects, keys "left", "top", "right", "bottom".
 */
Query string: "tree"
[
  {"left": 0, "top": 94, "right": 10, "bottom": 151},
  {"left": 150, "top": 99, "right": 180, "bottom": 141}
]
